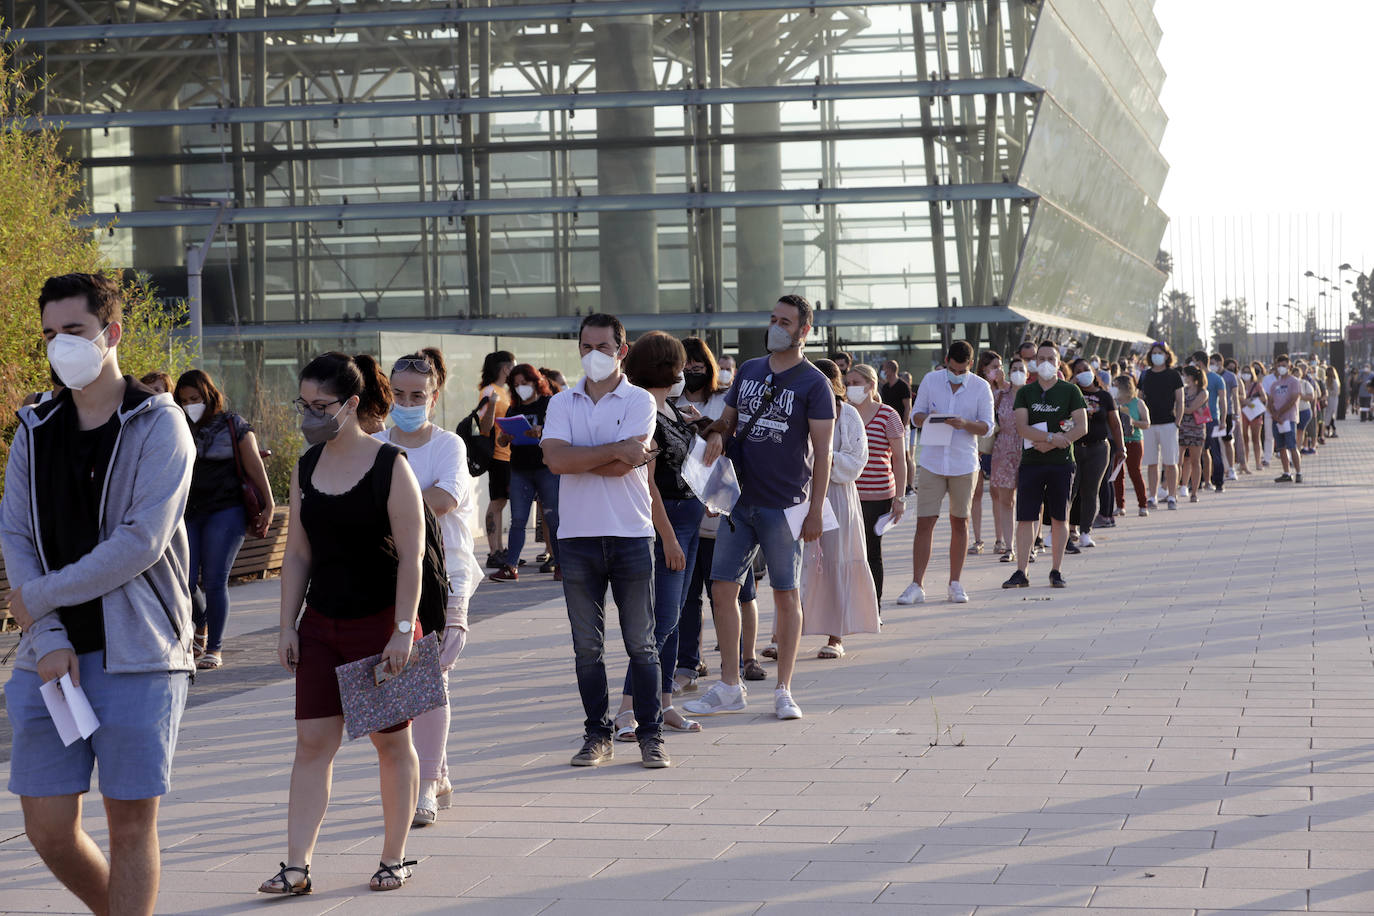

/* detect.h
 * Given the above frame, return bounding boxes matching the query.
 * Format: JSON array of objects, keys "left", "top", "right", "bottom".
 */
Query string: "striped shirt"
[{"left": 856, "top": 403, "right": 905, "bottom": 500}]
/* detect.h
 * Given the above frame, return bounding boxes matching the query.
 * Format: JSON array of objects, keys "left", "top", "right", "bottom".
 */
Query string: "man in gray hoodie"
[{"left": 2, "top": 273, "right": 195, "bottom": 916}]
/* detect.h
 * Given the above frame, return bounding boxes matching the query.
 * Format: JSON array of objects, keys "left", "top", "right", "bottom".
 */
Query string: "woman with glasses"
[
  {"left": 260, "top": 353, "right": 427, "bottom": 895},
  {"left": 173, "top": 369, "right": 274, "bottom": 670},
  {"left": 375, "top": 349, "right": 484, "bottom": 828},
  {"left": 491, "top": 364, "right": 561, "bottom": 581}
]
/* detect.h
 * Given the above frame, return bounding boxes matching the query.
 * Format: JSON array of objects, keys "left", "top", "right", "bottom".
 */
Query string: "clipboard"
[
  {"left": 495, "top": 414, "right": 539, "bottom": 446},
  {"left": 920, "top": 415, "right": 955, "bottom": 447}
]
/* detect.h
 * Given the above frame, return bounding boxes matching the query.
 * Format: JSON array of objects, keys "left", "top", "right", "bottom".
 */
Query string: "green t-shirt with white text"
[{"left": 1015, "top": 379, "right": 1087, "bottom": 466}]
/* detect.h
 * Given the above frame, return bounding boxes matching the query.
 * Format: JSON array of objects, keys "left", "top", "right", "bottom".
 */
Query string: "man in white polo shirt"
[
  {"left": 542, "top": 313, "right": 667, "bottom": 770},
  {"left": 896, "top": 340, "right": 994, "bottom": 605}
]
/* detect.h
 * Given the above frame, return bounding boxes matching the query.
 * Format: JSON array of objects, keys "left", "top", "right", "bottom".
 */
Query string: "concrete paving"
[{"left": 1, "top": 422, "right": 1371, "bottom": 914}]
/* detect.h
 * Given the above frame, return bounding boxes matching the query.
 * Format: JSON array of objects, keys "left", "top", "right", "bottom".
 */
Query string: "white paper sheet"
[
  {"left": 38, "top": 674, "right": 100, "bottom": 747},
  {"left": 1107, "top": 456, "right": 1126, "bottom": 483},
  {"left": 1276, "top": 420, "right": 1292, "bottom": 433},
  {"left": 784, "top": 498, "right": 840, "bottom": 539},
  {"left": 1211, "top": 425, "right": 1226, "bottom": 438},
  {"left": 682, "top": 437, "right": 742, "bottom": 516},
  {"left": 1022, "top": 421, "right": 1048, "bottom": 451},
  {"left": 919, "top": 415, "right": 954, "bottom": 447},
  {"left": 1242, "top": 401, "right": 1266, "bottom": 421},
  {"left": 873, "top": 511, "right": 901, "bottom": 537}
]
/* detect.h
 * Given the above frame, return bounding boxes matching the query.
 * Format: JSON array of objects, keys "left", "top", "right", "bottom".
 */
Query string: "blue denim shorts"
[
  {"left": 711, "top": 502, "right": 802, "bottom": 592},
  {"left": 5, "top": 653, "right": 189, "bottom": 800}
]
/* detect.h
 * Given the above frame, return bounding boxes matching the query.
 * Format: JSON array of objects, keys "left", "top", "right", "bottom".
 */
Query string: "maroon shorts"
[{"left": 295, "top": 607, "right": 413, "bottom": 732}]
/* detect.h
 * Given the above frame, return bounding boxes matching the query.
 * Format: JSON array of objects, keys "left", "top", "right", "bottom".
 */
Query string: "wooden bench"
[{"left": 0, "top": 508, "right": 290, "bottom": 630}]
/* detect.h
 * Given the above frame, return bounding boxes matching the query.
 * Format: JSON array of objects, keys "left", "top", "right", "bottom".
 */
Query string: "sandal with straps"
[
  {"left": 370, "top": 859, "right": 417, "bottom": 892},
  {"left": 258, "top": 862, "right": 311, "bottom": 896},
  {"left": 613, "top": 710, "right": 638, "bottom": 742},
  {"left": 192, "top": 629, "right": 207, "bottom": 660}
]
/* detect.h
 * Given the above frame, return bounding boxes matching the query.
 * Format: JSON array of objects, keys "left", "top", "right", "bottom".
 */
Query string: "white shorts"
[{"left": 1141, "top": 422, "right": 1180, "bottom": 466}]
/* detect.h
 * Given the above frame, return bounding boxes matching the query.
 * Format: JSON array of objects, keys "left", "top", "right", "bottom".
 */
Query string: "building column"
[
  {"left": 130, "top": 126, "right": 184, "bottom": 272},
  {"left": 594, "top": 16, "right": 658, "bottom": 315},
  {"left": 733, "top": 52, "right": 783, "bottom": 356}
]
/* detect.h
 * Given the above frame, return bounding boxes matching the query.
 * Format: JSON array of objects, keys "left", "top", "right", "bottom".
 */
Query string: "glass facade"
[{"left": 6, "top": 0, "right": 1169, "bottom": 389}]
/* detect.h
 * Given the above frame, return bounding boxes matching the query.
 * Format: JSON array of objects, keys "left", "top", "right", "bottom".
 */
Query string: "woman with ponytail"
[
  {"left": 260, "top": 352, "right": 426, "bottom": 896},
  {"left": 377, "top": 348, "right": 483, "bottom": 827}
]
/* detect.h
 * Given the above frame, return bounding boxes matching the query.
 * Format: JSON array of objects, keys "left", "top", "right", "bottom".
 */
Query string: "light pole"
[{"left": 156, "top": 194, "right": 231, "bottom": 364}]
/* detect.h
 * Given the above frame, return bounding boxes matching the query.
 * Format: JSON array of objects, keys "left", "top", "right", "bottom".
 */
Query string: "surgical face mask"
[
  {"left": 1009, "top": 370, "right": 1027, "bottom": 386},
  {"left": 718, "top": 369, "right": 734, "bottom": 387},
  {"left": 683, "top": 370, "right": 709, "bottom": 393},
  {"left": 1242, "top": 372, "right": 1253, "bottom": 381},
  {"left": 1108, "top": 385, "right": 1120, "bottom": 400},
  {"left": 879, "top": 369, "right": 888, "bottom": 383},
  {"left": 1151, "top": 352, "right": 1166, "bottom": 366},
  {"left": 1037, "top": 361, "right": 1058, "bottom": 381},
  {"left": 1210, "top": 363, "right": 1221, "bottom": 372},
  {"left": 766, "top": 323, "right": 797, "bottom": 353},
  {"left": 182, "top": 402, "right": 206, "bottom": 424},
  {"left": 1277, "top": 365, "right": 1289, "bottom": 376},
  {"left": 946, "top": 367, "right": 967, "bottom": 385},
  {"left": 581, "top": 348, "right": 618, "bottom": 383},
  {"left": 1091, "top": 359, "right": 1100, "bottom": 369},
  {"left": 515, "top": 383, "right": 535, "bottom": 401},
  {"left": 667, "top": 374, "right": 686, "bottom": 399},
  {"left": 390, "top": 403, "right": 429, "bottom": 433},
  {"left": 47, "top": 323, "right": 111, "bottom": 391},
  {"left": 301, "top": 401, "right": 348, "bottom": 446},
  {"left": 845, "top": 385, "right": 868, "bottom": 404},
  {"left": 1075, "top": 370, "right": 1095, "bottom": 387}
]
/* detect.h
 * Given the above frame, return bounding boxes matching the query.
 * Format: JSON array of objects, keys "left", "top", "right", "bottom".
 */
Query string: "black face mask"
[{"left": 683, "top": 370, "right": 709, "bottom": 393}]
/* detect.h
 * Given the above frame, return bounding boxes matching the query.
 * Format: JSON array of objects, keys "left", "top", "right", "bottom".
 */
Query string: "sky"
[{"left": 1153, "top": 0, "right": 1374, "bottom": 341}]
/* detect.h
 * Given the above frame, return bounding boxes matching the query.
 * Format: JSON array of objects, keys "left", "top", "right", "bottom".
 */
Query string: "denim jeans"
[
  {"left": 711, "top": 502, "right": 803, "bottom": 592},
  {"left": 187, "top": 504, "right": 247, "bottom": 653},
  {"left": 624, "top": 498, "right": 705, "bottom": 696},
  {"left": 508, "top": 466, "right": 560, "bottom": 566},
  {"left": 558, "top": 536, "right": 660, "bottom": 740}
]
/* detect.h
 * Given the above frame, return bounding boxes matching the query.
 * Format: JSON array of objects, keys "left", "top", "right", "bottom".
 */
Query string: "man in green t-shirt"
[{"left": 1004, "top": 341, "right": 1088, "bottom": 589}]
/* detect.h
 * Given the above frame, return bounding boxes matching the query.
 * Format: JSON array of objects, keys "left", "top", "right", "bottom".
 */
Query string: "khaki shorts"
[{"left": 916, "top": 466, "right": 977, "bottom": 518}]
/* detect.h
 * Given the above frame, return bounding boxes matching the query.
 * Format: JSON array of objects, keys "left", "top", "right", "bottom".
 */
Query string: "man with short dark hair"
[
  {"left": 542, "top": 313, "right": 668, "bottom": 768},
  {"left": 3, "top": 272, "right": 196, "bottom": 916},
  {"left": 686, "top": 294, "right": 834, "bottom": 722},
  {"left": 896, "top": 340, "right": 994, "bottom": 605},
  {"left": 831, "top": 351, "right": 852, "bottom": 374}
]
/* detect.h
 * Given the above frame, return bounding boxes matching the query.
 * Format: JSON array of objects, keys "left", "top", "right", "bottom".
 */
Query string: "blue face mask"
[
  {"left": 946, "top": 368, "right": 967, "bottom": 385},
  {"left": 390, "top": 403, "right": 429, "bottom": 433}
]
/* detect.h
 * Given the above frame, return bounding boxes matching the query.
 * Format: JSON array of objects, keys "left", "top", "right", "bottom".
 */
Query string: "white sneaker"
[
  {"left": 947, "top": 581, "right": 969, "bottom": 603},
  {"left": 774, "top": 687, "right": 803, "bottom": 720},
  {"left": 1225, "top": 468, "right": 1238, "bottom": 481},
  {"left": 1078, "top": 532, "right": 1095, "bottom": 548},
  {"left": 1156, "top": 487, "right": 1167, "bottom": 502},
  {"left": 1179, "top": 485, "right": 1190, "bottom": 498},
  {"left": 681, "top": 681, "right": 747, "bottom": 715},
  {"left": 896, "top": 582, "right": 926, "bottom": 605}
]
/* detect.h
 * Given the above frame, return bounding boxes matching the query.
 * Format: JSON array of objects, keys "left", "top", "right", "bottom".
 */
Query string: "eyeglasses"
[
  {"left": 392, "top": 357, "right": 434, "bottom": 375},
  {"left": 293, "top": 397, "right": 341, "bottom": 418}
]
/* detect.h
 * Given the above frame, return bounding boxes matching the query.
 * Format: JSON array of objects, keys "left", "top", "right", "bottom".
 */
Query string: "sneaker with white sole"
[
  {"left": 681, "top": 681, "right": 747, "bottom": 715},
  {"left": 1225, "top": 468, "right": 1238, "bottom": 481},
  {"left": 1078, "top": 532, "right": 1095, "bottom": 548},
  {"left": 1178, "top": 485, "right": 1190, "bottom": 498},
  {"left": 947, "top": 581, "right": 969, "bottom": 603},
  {"left": 896, "top": 582, "right": 926, "bottom": 605},
  {"left": 774, "top": 687, "right": 803, "bottom": 720}
]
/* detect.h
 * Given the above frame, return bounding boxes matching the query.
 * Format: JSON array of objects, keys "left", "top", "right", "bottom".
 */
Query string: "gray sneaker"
[
  {"left": 570, "top": 736, "right": 613, "bottom": 767},
  {"left": 639, "top": 736, "right": 672, "bottom": 769},
  {"left": 681, "top": 681, "right": 747, "bottom": 715}
]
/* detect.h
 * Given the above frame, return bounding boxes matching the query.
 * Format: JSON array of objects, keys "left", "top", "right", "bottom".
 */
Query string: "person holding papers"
[
  {"left": 491, "top": 364, "right": 560, "bottom": 581},
  {"left": 2, "top": 273, "right": 195, "bottom": 915},
  {"left": 896, "top": 340, "right": 995, "bottom": 606},
  {"left": 1268, "top": 354, "right": 1304, "bottom": 484}
]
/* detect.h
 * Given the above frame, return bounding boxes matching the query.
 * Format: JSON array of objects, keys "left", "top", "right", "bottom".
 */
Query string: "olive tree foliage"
[{"left": 0, "top": 42, "right": 194, "bottom": 477}]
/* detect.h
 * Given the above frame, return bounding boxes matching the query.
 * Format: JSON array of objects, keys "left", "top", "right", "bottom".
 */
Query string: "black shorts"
[
  {"left": 488, "top": 459, "right": 511, "bottom": 500},
  {"left": 1016, "top": 463, "right": 1075, "bottom": 522},
  {"left": 979, "top": 453, "right": 993, "bottom": 477}
]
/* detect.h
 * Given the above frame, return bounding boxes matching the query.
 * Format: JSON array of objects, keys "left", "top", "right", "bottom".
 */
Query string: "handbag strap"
[{"left": 227, "top": 413, "right": 249, "bottom": 484}]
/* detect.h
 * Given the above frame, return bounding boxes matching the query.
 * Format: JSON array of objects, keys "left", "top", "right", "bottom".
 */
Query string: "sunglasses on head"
[{"left": 393, "top": 357, "right": 434, "bottom": 375}]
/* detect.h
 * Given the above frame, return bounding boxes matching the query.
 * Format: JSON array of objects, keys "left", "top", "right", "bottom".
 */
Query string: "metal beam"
[
  {"left": 16, "top": 78, "right": 1040, "bottom": 131},
  {"left": 81, "top": 182, "right": 1039, "bottom": 229},
  {"left": 9, "top": 0, "right": 924, "bottom": 43}
]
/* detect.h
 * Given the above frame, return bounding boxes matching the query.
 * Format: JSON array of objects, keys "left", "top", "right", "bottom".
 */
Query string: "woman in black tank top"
[{"left": 258, "top": 353, "right": 428, "bottom": 896}]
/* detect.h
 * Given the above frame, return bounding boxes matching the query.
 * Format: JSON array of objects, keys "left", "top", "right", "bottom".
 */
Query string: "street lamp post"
[{"left": 156, "top": 194, "right": 231, "bottom": 364}]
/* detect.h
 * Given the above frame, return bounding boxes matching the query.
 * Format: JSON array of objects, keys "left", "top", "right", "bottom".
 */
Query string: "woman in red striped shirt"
[{"left": 845, "top": 364, "right": 908, "bottom": 605}]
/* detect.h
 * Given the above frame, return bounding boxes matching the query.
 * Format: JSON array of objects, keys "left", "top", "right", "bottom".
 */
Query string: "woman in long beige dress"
[{"left": 801, "top": 359, "right": 881, "bottom": 659}]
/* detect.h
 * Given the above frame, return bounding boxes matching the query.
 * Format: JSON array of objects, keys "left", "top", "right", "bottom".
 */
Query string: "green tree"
[
  {"left": 0, "top": 43, "right": 194, "bottom": 474},
  {"left": 1159, "top": 289, "right": 1203, "bottom": 358},
  {"left": 1210, "top": 297, "right": 1251, "bottom": 353}
]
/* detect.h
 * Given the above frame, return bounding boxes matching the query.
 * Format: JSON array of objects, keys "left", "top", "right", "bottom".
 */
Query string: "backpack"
[
  {"left": 370, "top": 445, "right": 452, "bottom": 637},
  {"left": 456, "top": 394, "right": 494, "bottom": 477}
]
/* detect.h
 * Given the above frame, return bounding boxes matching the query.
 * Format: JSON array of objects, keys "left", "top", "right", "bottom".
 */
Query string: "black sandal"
[
  {"left": 258, "top": 862, "right": 311, "bottom": 895},
  {"left": 370, "top": 859, "right": 417, "bottom": 892}
]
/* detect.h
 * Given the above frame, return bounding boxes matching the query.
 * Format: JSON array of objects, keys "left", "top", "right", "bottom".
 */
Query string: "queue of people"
[{"left": 5, "top": 272, "right": 1364, "bottom": 909}]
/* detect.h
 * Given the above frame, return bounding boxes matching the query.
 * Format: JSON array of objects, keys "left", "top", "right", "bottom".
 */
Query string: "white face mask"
[
  {"left": 1151, "top": 352, "right": 1166, "bottom": 366},
  {"left": 717, "top": 369, "right": 734, "bottom": 387},
  {"left": 667, "top": 374, "right": 686, "bottom": 398},
  {"left": 1241, "top": 372, "right": 1252, "bottom": 381},
  {"left": 1009, "top": 370, "right": 1027, "bottom": 386},
  {"left": 182, "top": 402, "right": 207, "bottom": 424},
  {"left": 845, "top": 385, "right": 868, "bottom": 404},
  {"left": 47, "top": 324, "right": 112, "bottom": 391},
  {"left": 515, "top": 383, "right": 534, "bottom": 401},
  {"left": 766, "top": 323, "right": 797, "bottom": 353},
  {"left": 1277, "top": 365, "right": 1289, "bottom": 376},
  {"left": 1075, "top": 370, "right": 1095, "bottom": 387},
  {"left": 581, "top": 348, "right": 618, "bottom": 383},
  {"left": 1108, "top": 385, "right": 1120, "bottom": 400},
  {"left": 1091, "top": 360, "right": 1100, "bottom": 369},
  {"left": 879, "top": 369, "right": 888, "bottom": 383},
  {"left": 946, "top": 368, "right": 967, "bottom": 385},
  {"left": 1037, "top": 361, "right": 1058, "bottom": 381}
]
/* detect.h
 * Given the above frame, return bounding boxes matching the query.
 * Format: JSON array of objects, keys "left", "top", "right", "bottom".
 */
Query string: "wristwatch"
[
  {"left": 395, "top": 619, "right": 413, "bottom": 635},
  {"left": 895, "top": 496, "right": 907, "bottom": 505}
]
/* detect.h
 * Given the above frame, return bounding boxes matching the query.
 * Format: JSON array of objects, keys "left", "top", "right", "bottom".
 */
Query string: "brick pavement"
[{"left": 1, "top": 422, "right": 1371, "bottom": 914}]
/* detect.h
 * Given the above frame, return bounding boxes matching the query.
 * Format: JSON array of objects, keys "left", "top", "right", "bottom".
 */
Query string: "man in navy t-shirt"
[{"left": 684, "top": 294, "right": 834, "bottom": 723}]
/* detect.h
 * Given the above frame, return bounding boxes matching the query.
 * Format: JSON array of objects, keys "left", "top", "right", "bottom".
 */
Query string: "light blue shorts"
[{"left": 5, "top": 653, "right": 189, "bottom": 800}]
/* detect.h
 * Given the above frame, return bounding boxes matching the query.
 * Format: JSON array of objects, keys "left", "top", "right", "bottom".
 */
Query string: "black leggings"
[
  {"left": 1071, "top": 441, "right": 1110, "bottom": 530},
  {"left": 860, "top": 498, "right": 892, "bottom": 602}
]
